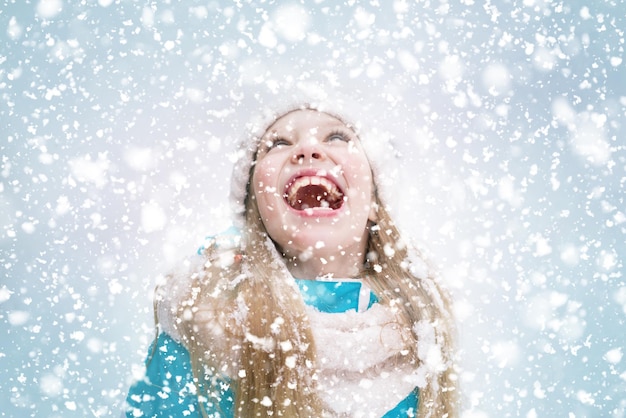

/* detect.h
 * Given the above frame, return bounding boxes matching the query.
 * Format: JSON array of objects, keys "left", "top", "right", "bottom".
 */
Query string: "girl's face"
[{"left": 252, "top": 109, "right": 375, "bottom": 265}]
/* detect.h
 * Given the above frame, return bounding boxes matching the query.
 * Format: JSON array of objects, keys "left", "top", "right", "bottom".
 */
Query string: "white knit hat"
[{"left": 228, "top": 91, "right": 400, "bottom": 225}]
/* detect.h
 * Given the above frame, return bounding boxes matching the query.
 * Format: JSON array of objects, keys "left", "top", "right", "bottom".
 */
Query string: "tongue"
[{"left": 291, "top": 185, "right": 342, "bottom": 210}]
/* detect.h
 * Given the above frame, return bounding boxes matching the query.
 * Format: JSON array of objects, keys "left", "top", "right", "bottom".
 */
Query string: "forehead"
[{"left": 263, "top": 109, "right": 349, "bottom": 135}]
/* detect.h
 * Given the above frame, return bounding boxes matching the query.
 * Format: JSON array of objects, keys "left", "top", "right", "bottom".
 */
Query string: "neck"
[{"left": 284, "top": 248, "right": 365, "bottom": 280}]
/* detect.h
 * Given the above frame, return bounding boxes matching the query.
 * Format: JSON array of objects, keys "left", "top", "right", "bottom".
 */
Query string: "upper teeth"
[{"left": 285, "top": 176, "right": 341, "bottom": 203}]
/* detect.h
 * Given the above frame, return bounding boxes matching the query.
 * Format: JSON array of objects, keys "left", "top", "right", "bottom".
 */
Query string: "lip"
[{"left": 282, "top": 168, "right": 346, "bottom": 217}]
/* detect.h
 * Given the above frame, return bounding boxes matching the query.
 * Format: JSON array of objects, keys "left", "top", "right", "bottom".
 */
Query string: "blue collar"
[
  {"left": 196, "top": 231, "right": 379, "bottom": 313},
  {"left": 294, "top": 278, "right": 378, "bottom": 313}
]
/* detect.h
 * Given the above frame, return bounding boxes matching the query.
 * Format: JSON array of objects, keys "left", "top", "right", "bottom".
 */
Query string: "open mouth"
[{"left": 284, "top": 175, "right": 345, "bottom": 211}]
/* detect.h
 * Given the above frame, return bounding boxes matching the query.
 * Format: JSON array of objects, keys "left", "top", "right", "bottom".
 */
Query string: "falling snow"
[{"left": 1, "top": 1, "right": 624, "bottom": 417}]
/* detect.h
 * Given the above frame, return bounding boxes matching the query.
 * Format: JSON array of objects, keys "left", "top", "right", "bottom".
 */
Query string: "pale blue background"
[{"left": 1, "top": 1, "right": 624, "bottom": 417}]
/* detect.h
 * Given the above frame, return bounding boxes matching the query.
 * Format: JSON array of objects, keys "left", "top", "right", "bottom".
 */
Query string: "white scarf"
[{"left": 307, "top": 303, "right": 421, "bottom": 417}]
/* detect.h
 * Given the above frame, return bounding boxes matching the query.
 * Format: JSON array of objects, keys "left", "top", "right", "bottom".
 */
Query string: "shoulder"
[
  {"left": 125, "top": 332, "right": 198, "bottom": 417},
  {"left": 196, "top": 225, "right": 241, "bottom": 255},
  {"left": 156, "top": 227, "right": 243, "bottom": 341}
]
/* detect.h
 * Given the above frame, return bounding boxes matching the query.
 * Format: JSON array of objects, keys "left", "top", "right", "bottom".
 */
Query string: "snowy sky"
[{"left": 1, "top": 1, "right": 625, "bottom": 417}]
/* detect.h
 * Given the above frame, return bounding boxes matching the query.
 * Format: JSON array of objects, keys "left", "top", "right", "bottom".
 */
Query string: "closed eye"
[
  {"left": 268, "top": 137, "right": 291, "bottom": 150},
  {"left": 326, "top": 130, "right": 351, "bottom": 142}
]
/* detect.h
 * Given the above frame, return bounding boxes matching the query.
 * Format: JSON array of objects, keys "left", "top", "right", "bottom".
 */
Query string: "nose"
[{"left": 291, "top": 140, "right": 325, "bottom": 164}]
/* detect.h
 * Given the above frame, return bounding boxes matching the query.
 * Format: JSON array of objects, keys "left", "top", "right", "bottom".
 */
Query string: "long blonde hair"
[{"left": 162, "top": 110, "right": 458, "bottom": 417}]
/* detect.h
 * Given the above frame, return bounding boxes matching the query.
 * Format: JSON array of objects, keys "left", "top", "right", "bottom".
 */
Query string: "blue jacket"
[{"left": 125, "top": 279, "right": 418, "bottom": 417}]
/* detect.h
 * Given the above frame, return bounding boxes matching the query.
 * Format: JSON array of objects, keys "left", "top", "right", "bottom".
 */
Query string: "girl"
[{"left": 125, "top": 102, "right": 458, "bottom": 417}]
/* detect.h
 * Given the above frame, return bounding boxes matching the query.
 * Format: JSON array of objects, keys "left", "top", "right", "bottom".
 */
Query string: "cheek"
[
  {"left": 252, "top": 161, "right": 279, "bottom": 197},
  {"left": 346, "top": 158, "right": 373, "bottom": 191},
  {"left": 342, "top": 155, "right": 374, "bottom": 215}
]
